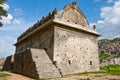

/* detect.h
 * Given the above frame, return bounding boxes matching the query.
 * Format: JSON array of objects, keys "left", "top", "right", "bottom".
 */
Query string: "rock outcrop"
[{"left": 98, "top": 38, "right": 120, "bottom": 66}]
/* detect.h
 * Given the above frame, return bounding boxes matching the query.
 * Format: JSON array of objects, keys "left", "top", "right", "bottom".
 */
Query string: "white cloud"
[
  {"left": 0, "top": 3, "right": 9, "bottom": 10},
  {"left": 94, "top": 0, "right": 117, "bottom": 3},
  {"left": 12, "top": 19, "right": 20, "bottom": 24},
  {"left": 0, "top": 5, "right": 26, "bottom": 25},
  {"left": 0, "top": 14, "right": 13, "bottom": 24},
  {"left": 0, "top": 3, "right": 25, "bottom": 26},
  {"left": 12, "top": 8, "right": 23, "bottom": 17},
  {"left": 0, "top": 3, "right": 14, "bottom": 25},
  {"left": 107, "top": 0, "right": 113, "bottom": 3},
  {"left": 94, "top": 0, "right": 120, "bottom": 39},
  {"left": 12, "top": 18, "right": 25, "bottom": 24},
  {"left": 0, "top": 36, "right": 15, "bottom": 57},
  {"left": 0, "top": 22, "right": 35, "bottom": 57}
]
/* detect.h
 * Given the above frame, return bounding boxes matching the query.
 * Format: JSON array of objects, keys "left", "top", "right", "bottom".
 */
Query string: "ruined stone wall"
[
  {"left": 2, "top": 55, "right": 14, "bottom": 71},
  {"left": 16, "top": 27, "right": 54, "bottom": 60},
  {"left": 54, "top": 26, "right": 99, "bottom": 75},
  {"left": 13, "top": 48, "right": 61, "bottom": 79},
  {"left": 13, "top": 50, "right": 39, "bottom": 78}
]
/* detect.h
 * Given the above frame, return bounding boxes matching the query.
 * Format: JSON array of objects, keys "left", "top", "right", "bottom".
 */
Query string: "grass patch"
[
  {"left": 100, "top": 64, "right": 120, "bottom": 75},
  {"left": 73, "top": 71, "right": 106, "bottom": 76},
  {"left": 70, "top": 65, "right": 120, "bottom": 77},
  {"left": 0, "top": 72, "right": 10, "bottom": 78},
  {"left": 79, "top": 78, "right": 91, "bottom": 80}
]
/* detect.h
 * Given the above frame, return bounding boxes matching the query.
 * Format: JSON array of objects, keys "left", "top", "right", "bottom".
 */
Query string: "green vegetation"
[
  {"left": 110, "top": 51, "right": 120, "bottom": 58},
  {"left": 79, "top": 78, "right": 90, "bottom": 80},
  {"left": 0, "top": 67, "right": 2, "bottom": 71},
  {"left": 0, "top": 68, "right": 10, "bottom": 78},
  {"left": 73, "top": 71, "right": 106, "bottom": 76},
  {"left": 109, "top": 39, "right": 118, "bottom": 43},
  {"left": 99, "top": 51, "right": 110, "bottom": 63},
  {"left": 0, "top": 0, "right": 8, "bottom": 27},
  {"left": 99, "top": 50, "right": 120, "bottom": 64},
  {"left": 73, "top": 65, "right": 120, "bottom": 76},
  {"left": 0, "top": 72, "right": 10, "bottom": 78},
  {"left": 100, "top": 64, "right": 120, "bottom": 75}
]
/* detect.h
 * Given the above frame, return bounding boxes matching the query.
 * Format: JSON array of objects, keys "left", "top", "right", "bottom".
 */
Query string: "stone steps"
[{"left": 30, "top": 48, "right": 61, "bottom": 79}]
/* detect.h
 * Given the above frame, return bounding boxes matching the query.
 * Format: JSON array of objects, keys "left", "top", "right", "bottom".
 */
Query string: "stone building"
[
  {"left": 2, "top": 55, "right": 14, "bottom": 71},
  {"left": 3, "top": 2, "right": 100, "bottom": 79}
]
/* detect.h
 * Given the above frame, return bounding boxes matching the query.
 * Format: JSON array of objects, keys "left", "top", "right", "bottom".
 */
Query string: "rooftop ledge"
[
  {"left": 14, "top": 19, "right": 100, "bottom": 45},
  {"left": 53, "top": 18, "right": 100, "bottom": 36}
]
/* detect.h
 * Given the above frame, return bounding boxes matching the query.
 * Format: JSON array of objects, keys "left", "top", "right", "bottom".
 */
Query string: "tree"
[
  {"left": 99, "top": 51, "right": 110, "bottom": 63},
  {"left": 0, "top": 0, "right": 8, "bottom": 27}
]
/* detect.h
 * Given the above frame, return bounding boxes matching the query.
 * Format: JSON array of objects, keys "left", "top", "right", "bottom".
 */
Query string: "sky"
[{"left": 0, "top": 0, "right": 120, "bottom": 57}]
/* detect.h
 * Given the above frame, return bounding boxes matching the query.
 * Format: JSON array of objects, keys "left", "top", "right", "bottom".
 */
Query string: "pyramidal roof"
[{"left": 55, "top": 2, "right": 89, "bottom": 27}]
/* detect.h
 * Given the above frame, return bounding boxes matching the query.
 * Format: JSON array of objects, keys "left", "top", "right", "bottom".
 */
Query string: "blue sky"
[{"left": 0, "top": 0, "right": 120, "bottom": 57}]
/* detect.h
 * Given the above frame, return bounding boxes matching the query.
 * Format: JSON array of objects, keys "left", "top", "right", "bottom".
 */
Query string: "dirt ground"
[
  {"left": 52, "top": 74, "right": 120, "bottom": 80},
  {"left": 0, "top": 72, "right": 120, "bottom": 80},
  {"left": 0, "top": 72, "right": 33, "bottom": 80}
]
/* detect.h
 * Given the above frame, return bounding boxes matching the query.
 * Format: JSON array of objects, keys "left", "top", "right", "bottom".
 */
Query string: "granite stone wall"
[
  {"left": 16, "top": 27, "right": 54, "bottom": 61},
  {"left": 13, "top": 50, "right": 38, "bottom": 78},
  {"left": 13, "top": 48, "right": 61, "bottom": 78},
  {"left": 54, "top": 26, "right": 99, "bottom": 75}
]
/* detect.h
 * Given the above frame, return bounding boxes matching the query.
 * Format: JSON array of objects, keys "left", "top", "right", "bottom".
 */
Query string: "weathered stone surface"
[
  {"left": 55, "top": 2, "right": 89, "bottom": 28},
  {"left": 13, "top": 50, "right": 38, "bottom": 78},
  {"left": 2, "top": 55, "right": 14, "bottom": 71},
  {"left": 30, "top": 48, "right": 61, "bottom": 78},
  {"left": 0, "top": 58, "right": 5, "bottom": 69},
  {"left": 13, "top": 48, "right": 61, "bottom": 78},
  {"left": 3, "top": 2, "right": 100, "bottom": 79},
  {"left": 54, "top": 26, "right": 99, "bottom": 75}
]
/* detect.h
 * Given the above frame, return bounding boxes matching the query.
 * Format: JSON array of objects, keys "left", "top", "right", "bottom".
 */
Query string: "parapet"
[{"left": 17, "top": 8, "right": 58, "bottom": 41}]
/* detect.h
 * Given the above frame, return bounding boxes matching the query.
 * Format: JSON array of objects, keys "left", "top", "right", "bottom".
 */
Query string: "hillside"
[{"left": 98, "top": 38, "right": 120, "bottom": 65}]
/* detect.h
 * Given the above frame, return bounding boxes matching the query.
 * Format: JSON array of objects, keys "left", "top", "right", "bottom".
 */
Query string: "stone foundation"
[
  {"left": 2, "top": 55, "right": 14, "bottom": 71},
  {"left": 13, "top": 48, "right": 61, "bottom": 78}
]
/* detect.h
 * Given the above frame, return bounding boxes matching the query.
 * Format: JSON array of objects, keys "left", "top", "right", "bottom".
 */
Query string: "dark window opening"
[
  {"left": 90, "top": 61, "right": 92, "bottom": 65},
  {"left": 68, "top": 60, "right": 71, "bottom": 65}
]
